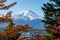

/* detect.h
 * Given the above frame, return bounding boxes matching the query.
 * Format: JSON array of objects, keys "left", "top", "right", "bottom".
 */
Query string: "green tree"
[{"left": 42, "top": 0, "right": 60, "bottom": 39}]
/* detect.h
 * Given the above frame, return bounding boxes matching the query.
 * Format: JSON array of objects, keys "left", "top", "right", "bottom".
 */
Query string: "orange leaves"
[
  {"left": 0, "top": 11, "right": 13, "bottom": 23},
  {"left": 0, "top": 0, "right": 6, "bottom": 3},
  {"left": 0, "top": 32, "right": 7, "bottom": 38},
  {"left": 15, "top": 25, "right": 29, "bottom": 32},
  {"left": 0, "top": 0, "right": 16, "bottom": 10},
  {"left": 56, "top": 25, "right": 60, "bottom": 30},
  {"left": 0, "top": 2, "right": 29, "bottom": 38},
  {"left": 18, "top": 37, "right": 28, "bottom": 40},
  {"left": 0, "top": 2, "right": 4, "bottom": 6},
  {"left": 0, "top": 17, "right": 3, "bottom": 22},
  {"left": 18, "top": 37, "right": 25, "bottom": 40},
  {"left": 0, "top": 25, "right": 29, "bottom": 38},
  {"left": 22, "top": 24, "right": 29, "bottom": 31},
  {"left": 0, "top": 0, "right": 21, "bottom": 40},
  {"left": 7, "top": 2, "right": 17, "bottom": 9},
  {"left": 0, "top": 10, "right": 29, "bottom": 39},
  {"left": 36, "top": 35, "right": 44, "bottom": 40}
]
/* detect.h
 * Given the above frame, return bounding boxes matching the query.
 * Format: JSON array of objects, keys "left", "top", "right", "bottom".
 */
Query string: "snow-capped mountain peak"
[{"left": 13, "top": 10, "right": 41, "bottom": 20}]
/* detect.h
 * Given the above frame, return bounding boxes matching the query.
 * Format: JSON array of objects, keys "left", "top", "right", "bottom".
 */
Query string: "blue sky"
[{"left": 0, "top": 0, "right": 49, "bottom": 19}]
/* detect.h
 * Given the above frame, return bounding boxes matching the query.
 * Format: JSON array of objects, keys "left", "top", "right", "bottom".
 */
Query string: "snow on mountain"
[
  {"left": 13, "top": 10, "right": 41, "bottom": 20},
  {"left": 12, "top": 9, "right": 44, "bottom": 28}
]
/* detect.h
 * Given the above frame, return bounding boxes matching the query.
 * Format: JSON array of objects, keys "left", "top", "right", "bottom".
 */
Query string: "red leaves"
[
  {"left": 57, "top": 16, "right": 60, "bottom": 20},
  {"left": 55, "top": 38, "right": 60, "bottom": 40}
]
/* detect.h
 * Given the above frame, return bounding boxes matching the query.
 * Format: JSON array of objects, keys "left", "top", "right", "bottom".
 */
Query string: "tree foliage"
[
  {"left": 0, "top": 0, "right": 29, "bottom": 40},
  {"left": 42, "top": 0, "right": 60, "bottom": 40}
]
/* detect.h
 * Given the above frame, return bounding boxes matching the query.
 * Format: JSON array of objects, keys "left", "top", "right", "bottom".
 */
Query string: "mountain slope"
[
  {"left": 13, "top": 19, "right": 44, "bottom": 29},
  {"left": 13, "top": 10, "right": 44, "bottom": 29},
  {"left": 13, "top": 10, "right": 41, "bottom": 20}
]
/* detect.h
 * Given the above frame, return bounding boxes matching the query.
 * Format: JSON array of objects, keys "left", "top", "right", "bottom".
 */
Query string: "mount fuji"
[
  {"left": 13, "top": 10, "right": 44, "bottom": 29},
  {"left": 13, "top": 10, "right": 41, "bottom": 20}
]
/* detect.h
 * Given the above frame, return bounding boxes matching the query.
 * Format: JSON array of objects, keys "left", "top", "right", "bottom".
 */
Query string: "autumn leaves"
[
  {"left": 0, "top": 24, "right": 29, "bottom": 38},
  {"left": 0, "top": 0, "right": 16, "bottom": 10},
  {"left": 0, "top": 12, "right": 29, "bottom": 38},
  {"left": 0, "top": 0, "right": 30, "bottom": 40},
  {"left": 0, "top": 11, "right": 13, "bottom": 23}
]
